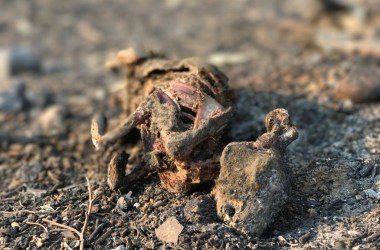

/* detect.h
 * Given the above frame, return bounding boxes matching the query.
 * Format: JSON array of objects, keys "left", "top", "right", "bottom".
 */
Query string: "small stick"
[
  {"left": 79, "top": 177, "right": 94, "bottom": 246},
  {"left": 42, "top": 218, "right": 81, "bottom": 236},
  {"left": 26, "top": 221, "right": 48, "bottom": 233},
  {"left": 88, "top": 223, "right": 106, "bottom": 242},
  {"left": 95, "top": 228, "right": 112, "bottom": 245},
  {"left": 0, "top": 210, "right": 37, "bottom": 215}
]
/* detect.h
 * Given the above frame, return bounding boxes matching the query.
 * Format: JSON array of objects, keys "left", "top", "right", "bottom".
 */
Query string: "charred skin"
[
  {"left": 137, "top": 65, "right": 234, "bottom": 193},
  {"left": 93, "top": 49, "right": 234, "bottom": 193}
]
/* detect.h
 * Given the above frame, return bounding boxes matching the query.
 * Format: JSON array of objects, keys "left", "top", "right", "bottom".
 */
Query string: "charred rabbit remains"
[{"left": 91, "top": 48, "right": 298, "bottom": 236}]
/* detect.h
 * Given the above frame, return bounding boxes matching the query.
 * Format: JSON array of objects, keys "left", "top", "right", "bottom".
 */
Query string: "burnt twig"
[
  {"left": 95, "top": 228, "right": 113, "bottom": 245},
  {"left": 0, "top": 209, "right": 37, "bottom": 215},
  {"left": 88, "top": 222, "right": 106, "bottom": 242},
  {"left": 26, "top": 221, "right": 48, "bottom": 233}
]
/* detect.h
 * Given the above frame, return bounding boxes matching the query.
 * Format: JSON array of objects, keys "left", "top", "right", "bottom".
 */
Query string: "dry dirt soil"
[{"left": 1, "top": 0, "right": 380, "bottom": 249}]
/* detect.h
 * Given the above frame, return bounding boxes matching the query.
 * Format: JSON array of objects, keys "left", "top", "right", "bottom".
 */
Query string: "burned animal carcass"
[
  {"left": 92, "top": 48, "right": 234, "bottom": 193},
  {"left": 91, "top": 48, "right": 298, "bottom": 236}
]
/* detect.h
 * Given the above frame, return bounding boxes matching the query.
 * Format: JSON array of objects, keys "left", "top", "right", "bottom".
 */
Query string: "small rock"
[
  {"left": 364, "top": 189, "right": 380, "bottom": 199},
  {"left": 299, "top": 232, "right": 311, "bottom": 244},
  {"left": 111, "top": 245, "right": 126, "bottom": 250},
  {"left": 184, "top": 195, "right": 218, "bottom": 223},
  {"left": 114, "top": 193, "right": 134, "bottom": 215},
  {"left": 155, "top": 216, "right": 184, "bottom": 243},
  {"left": 308, "top": 208, "right": 318, "bottom": 217},
  {"left": 333, "top": 67, "right": 380, "bottom": 103},
  {"left": 31, "top": 236, "right": 44, "bottom": 248},
  {"left": 36, "top": 104, "right": 69, "bottom": 134},
  {"left": 144, "top": 240, "right": 155, "bottom": 249},
  {"left": 207, "top": 52, "right": 250, "bottom": 66},
  {"left": 11, "top": 222, "right": 20, "bottom": 229},
  {"left": 90, "top": 205, "right": 100, "bottom": 214},
  {"left": 0, "top": 48, "right": 42, "bottom": 78},
  {"left": 152, "top": 200, "right": 163, "bottom": 209},
  {"left": 355, "top": 194, "right": 363, "bottom": 200},
  {"left": 10, "top": 48, "right": 42, "bottom": 75},
  {"left": 347, "top": 230, "right": 361, "bottom": 237},
  {"left": 278, "top": 235, "right": 288, "bottom": 246}
]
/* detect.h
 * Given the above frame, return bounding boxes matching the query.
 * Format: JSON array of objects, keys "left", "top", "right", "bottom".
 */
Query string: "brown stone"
[{"left": 155, "top": 216, "right": 184, "bottom": 243}]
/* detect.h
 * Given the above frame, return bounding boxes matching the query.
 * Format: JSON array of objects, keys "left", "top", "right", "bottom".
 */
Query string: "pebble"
[
  {"left": 308, "top": 208, "right": 318, "bottom": 217},
  {"left": 363, "top": 189, "right": 380, "bottom": 199},
  {"left": 114, "top": 194, "right": 134, "bottom": 215},
  {"left": 36, "top": 104, "right": 69, "bottom": 134},
  {"left": 355, "top": 194, "right": 363, "bottom": 200},
  {"left": 347, "top": 230, "right": 361, "bottom": 237},
  {"left": 11, "top": 222, "right": 20, "bottom": 229},
  {"left": 111, "top": 245, "right": 126, "bottom": 250},
  {"left": 31, "top": 236, "right": 44, "bottom": 248},
  {"left": 152, "top": 200, "right": 163, "bottom": 209},
  {"left": 0, "top": 48, "right": 42, "bottom": 78},
  {"left": 207, "top": 52, "right": 250, "bottom": 66},
  {"left": 144, "top": 240, "right": 155, "bottom": 249},
  {"left": 333, "top": 67, "right": 380, "bottom": 103},
  {"left": 299, "top": 232, "right": 311, "bottom": 244},
  {"left": 155, "top": 216, "right": 184, "bottom": 243},
  {"left": 277, "top": 235, "right": 288, "bottom": 246}
]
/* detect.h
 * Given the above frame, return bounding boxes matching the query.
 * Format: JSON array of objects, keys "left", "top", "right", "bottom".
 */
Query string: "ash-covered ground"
[{"left": 1, "top": 1, "right": 380, "bottom": 249}]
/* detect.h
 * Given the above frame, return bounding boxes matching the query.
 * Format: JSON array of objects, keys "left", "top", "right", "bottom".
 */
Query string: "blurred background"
[{"left": 0, "top": 0, "right": 379, "bottom": 91}]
